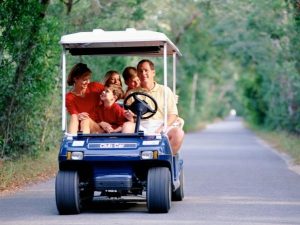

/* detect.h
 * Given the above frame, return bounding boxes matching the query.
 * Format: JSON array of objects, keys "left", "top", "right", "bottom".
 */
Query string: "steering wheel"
[{"left": 123, "top": 92, "right": 158, "bottom": 119}]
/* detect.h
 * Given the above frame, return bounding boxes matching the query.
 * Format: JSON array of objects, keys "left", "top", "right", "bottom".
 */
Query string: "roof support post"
[
  {"left": 173, "top": 52, "right": 177, "bottom": 96},
  {"left": 163, "top": 42, "right": 168, "bottom": 133},
  {"left": 62, "top": 49, "right": 66, "bottom": 131}
]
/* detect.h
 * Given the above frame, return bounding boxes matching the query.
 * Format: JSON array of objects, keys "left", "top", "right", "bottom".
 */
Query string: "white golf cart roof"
[{"left": 60, "top": 28, "right": 182, "bottom": 56}]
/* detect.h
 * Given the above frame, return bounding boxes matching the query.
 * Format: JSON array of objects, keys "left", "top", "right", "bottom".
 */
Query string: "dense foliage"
[
  {"left": 0, "top": 0, "right": 299, "bottom": 159},
  {"left": 0, "top": 0, "right": 61, "bottom": 158}
]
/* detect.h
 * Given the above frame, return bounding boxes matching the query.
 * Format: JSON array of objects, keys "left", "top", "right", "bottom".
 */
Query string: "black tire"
[
  {"left": 172, "top": 169, "right": 184, "bottom": 201},
  {"left": 147, "top": 167, "right": 171, "bottom": 213},
  {"left": 55, "top": 170, "right": 81, "bottom": 215}
]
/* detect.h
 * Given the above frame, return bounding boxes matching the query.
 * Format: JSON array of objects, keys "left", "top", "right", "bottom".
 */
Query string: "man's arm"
[
  {"left": 167, "top": 114, "right": 178, "bottom": 126},
  {"left": 155, "top": 114, "right": 178, "bottom": 133}
]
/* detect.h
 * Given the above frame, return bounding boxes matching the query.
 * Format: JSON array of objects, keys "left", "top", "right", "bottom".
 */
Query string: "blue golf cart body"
[{"left": 55, "top": 29, "right": 184, "bottom": 214}]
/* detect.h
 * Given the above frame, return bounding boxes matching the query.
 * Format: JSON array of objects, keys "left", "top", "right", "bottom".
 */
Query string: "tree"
[{"left": 0, "top": 0, "right": 61, "bottom": 158}]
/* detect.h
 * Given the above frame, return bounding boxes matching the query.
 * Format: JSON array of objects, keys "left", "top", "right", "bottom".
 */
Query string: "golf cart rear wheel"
[
  {"left": 55, "top": 170, "right": 81, "bottom": 215},
  {"left": 172, "top": 169, "right": 184, "bottom": 201},
  {"left": 147, "top": 167, "right": 171, "bottom": 213}
]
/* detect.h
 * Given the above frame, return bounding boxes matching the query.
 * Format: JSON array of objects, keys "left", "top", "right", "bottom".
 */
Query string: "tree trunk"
[
  {"left": 190, "top": 73, "right": 198, "bottom": 116},
  {"left": 62, "top": 0, "right": 80, "bottom": 15},
  {"left": 7, "top": 0, "right": 50, "bottom": 117},
  {"left": 174, "top": 12, "right": 200, "bottom": 45}
]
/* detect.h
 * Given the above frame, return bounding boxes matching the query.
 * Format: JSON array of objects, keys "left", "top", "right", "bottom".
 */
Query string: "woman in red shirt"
[{"left": 66, "top": 63, "right": 104, "bottom": 134}]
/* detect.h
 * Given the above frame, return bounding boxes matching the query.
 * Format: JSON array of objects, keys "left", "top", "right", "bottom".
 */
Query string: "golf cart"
[{"left": 55, "top": 28, "right": 184, "bottom": 214}]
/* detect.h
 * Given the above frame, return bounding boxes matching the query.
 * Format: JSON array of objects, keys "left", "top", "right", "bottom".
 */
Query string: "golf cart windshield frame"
[{"left": 60, "top": 29, "right": 181, "bottom": 134}]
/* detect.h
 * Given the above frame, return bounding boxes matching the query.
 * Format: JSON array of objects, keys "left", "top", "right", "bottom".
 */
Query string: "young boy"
[
  {"left": 122, "top": 66, "right": 140, "bottom": 98},
  {"left": 95, "top": 84, "right": 127, "bottom": 133}
]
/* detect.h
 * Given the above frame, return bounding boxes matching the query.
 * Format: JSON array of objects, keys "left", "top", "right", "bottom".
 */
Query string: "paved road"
[{"left": 1, "top": 119, "right": 300, "bottom": 225}]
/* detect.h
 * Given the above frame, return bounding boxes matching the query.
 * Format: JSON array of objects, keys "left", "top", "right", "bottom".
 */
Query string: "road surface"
[{"left": 1, "top": 118, "right": 300, "bottom": 225}]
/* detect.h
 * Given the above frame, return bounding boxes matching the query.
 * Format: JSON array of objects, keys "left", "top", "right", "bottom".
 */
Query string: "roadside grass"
[
  {"left": 249, "top": 125, "right": 300, "bottom": 165},
  {"left": 0, "top": 150, "right": 58, "bottom": 196}
]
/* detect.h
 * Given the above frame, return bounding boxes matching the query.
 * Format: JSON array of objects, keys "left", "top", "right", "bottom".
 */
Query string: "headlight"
[
  {"left": 142, "top": 140, "right": 160, "bottom": 145},
  {"left": 67, "top": 151, "right": 84, "bottom": 160},
  {"left": 141, "top": 150, "right": 158, "bottom": 160}
]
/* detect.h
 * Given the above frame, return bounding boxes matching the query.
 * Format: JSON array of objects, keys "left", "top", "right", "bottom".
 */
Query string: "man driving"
[{"left": 122, "top": 59, "right": 184, "bottom": 155}]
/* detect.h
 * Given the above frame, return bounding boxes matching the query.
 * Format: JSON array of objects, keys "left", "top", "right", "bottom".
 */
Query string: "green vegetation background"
[{"left": 0, "top": 0, "right": 299, "bottom": 162}]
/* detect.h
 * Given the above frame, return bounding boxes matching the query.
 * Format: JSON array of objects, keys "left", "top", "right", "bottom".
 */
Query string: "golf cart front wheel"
[
  {"left": 55, "top": 170, "right": 81, "bottom": 215},
  {"left": 147, "top": 167, "right": 171, "bottom": 213}
]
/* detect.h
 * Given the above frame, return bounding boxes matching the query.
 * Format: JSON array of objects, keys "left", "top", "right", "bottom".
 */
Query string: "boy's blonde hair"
[{"left": 106, "top": 84, "right": 124, "bottom": 100}]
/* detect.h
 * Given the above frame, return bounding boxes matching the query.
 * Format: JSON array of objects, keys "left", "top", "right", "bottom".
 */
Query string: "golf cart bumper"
[
  {"left": 58, "top": 132, "right": 173, "bottom": 169},
  {"left": 59, "top": 133, "right": 171, "bottom": 158}
]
